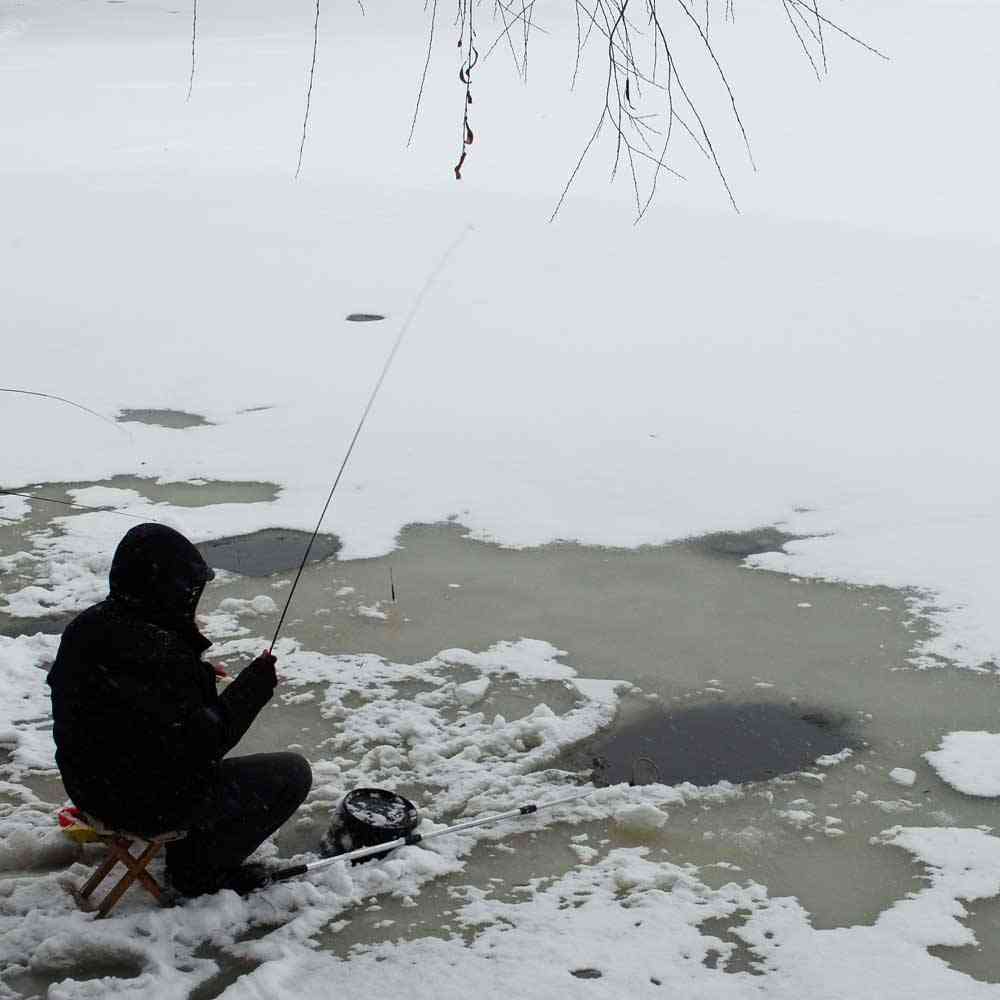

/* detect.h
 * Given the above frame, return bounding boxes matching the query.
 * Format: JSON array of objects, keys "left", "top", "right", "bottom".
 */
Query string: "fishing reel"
[{"left": 320, "top": 788, "right": 420, "bottom": 864}]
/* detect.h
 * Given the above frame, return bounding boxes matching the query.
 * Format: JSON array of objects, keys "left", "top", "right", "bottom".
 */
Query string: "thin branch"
[
  {"left": 549, "top": 112, "right": 607, "bottom": 222},
  {"left": 787, "top": 0, "right": 889, "bottom": 59},
  {"left": 671, "top": 0, "right": 755, "bottom": 169},
  {"left": 781, "top": 0, "right": 821, "bottom": 81},
  {"left": 812, "top": 0, "right": 828, "bottom": 72},
  {"left": 295, "top": 0, "right": 322, "bottom": 179},
  {"left": 409, "top": 0, "right": 439, "bottom": 145},
  {"left": 185, "top": 0, "right": 197, "bottom": 102}
]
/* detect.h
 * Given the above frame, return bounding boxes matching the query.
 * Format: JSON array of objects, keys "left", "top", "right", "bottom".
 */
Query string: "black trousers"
[{"left": 165, "top": 752, "right": 311, "bottom": 891}]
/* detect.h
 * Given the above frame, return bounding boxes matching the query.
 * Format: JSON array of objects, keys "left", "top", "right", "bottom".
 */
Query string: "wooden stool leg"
[
  {"left": 95, "top": 840, "right": 163, "bottom": 919},
  {"left": 134, "top": 844, "right": 166, "bottom": 902},
  {"left": 77, "top": 845, "right": 121, "bottom": 901}
]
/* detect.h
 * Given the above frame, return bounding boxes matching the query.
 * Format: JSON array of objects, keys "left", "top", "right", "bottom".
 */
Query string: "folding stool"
[{"left": 64, "top": 812, "right": 186, "bottom": 918}]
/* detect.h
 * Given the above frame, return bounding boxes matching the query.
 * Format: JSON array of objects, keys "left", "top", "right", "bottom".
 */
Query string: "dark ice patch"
[
  {"left": 699, "top": 913, "right": 766, "bottom": 975},
  {"left": 692, "top": 527, "right": 804, "bottom": 559},
  {"left": 117, "top": 408, "right": 212, "bottom": 429},
  {"left": 198, "top": 528, "right": 341, "bottom": 576},
  {"left": 559, "top": 702, "right": 856, "bottom": 787},
  {"left": 8, "top": 955, "right": 143, "bottom": 997},
  {"left": 0, "top": 614, "right": 74, "bottom": 639}
]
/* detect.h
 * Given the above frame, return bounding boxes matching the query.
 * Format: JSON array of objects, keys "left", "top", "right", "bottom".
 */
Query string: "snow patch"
[
  {"left": 925, "top": 732, "right": 1000, "bottom": 797},
  {"left": 217, "top": 595, "right": 278, "bottom": 616}
]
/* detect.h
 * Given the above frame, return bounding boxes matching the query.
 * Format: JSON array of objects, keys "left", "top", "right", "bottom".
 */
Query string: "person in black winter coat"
[{"left": 47, "top": 522, "right": 312, "bottom": 896}]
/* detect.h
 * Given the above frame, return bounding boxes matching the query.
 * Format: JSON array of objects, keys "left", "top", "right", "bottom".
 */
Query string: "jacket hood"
[{"left": 109, "top": 523, "right": 215, "bottom": 624}]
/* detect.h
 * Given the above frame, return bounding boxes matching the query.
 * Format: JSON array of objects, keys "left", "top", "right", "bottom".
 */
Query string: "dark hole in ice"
[
  {"left": 346, "top": 313, "right": 386, "bottom": 322},
  {"left": 558, "top": 702, "right": 856, "bottom": 787},
  {"left": 117, "top": 408, "right": 212, "bottom": 429},
  {"left": 570, "top": 968, "right": 603, "bottom": 979},
  {"left": 692, "top": 527, "right": 804, "bottom": 559},
  {"left": 198, "top": 528, "right": 341, "bottom": 576}
]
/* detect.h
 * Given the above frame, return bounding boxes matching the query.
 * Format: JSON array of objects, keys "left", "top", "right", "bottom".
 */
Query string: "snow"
[
  {"left": 613, "top": 803, "right": 669, "bottom": 834},
  {"left": 454, "top": 677, "right": 490, "bottom": 707},
  {"left": 816, "top": 749, "right": 853, "bottom": 768},
  {"left": 217, "top": 596, "right": 279, "bottom": 617},
  {"left": 0, "top": 495, "right": 30, "bottom": 524},
  {"left": 3, "top": 0, "right": 1000, "bottom": 994},
  {"left": 890, "top": 768, "right": 918, "bottom": 788},
  {"left": 182, "top": 829, "right": 1000, "bottom": 1000},
  {"left": 0, "top": 0, "right": 996, "bottom": 677},
  {"left": 925, "top": 733, "right": 1000, "bottom": 798},
  {"left": 0, "top": 634, "right": 61, "bottom": 775}
]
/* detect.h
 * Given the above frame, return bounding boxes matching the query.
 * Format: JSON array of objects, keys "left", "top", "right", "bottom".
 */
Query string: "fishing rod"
[
  {"left": 269, "top": 784, "right": 617, "bottom": 881},
  {"left": 0, "top": 388, "right": 132, "bottom": 440},
  {"left": 270, "top": 759, "right": 661, "bottom": 883},
  {"left": 268, "top": 226, "right": 474, "bottom": 650}
]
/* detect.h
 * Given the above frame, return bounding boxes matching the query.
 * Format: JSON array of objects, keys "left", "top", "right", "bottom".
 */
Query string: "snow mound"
[
  {"left": 455, "top": 678, "right": 490, "bottom": 707},
  {"left": 218, "top": 595, "right": 278, "bottom": 616},
  {"left": 613, "top": 803, "right": 669, "bottom": 835}
]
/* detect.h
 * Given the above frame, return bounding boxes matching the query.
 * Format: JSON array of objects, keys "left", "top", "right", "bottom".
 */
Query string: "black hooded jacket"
[{"left": 47, "top": 524, "right": 275, "bottom": 834}]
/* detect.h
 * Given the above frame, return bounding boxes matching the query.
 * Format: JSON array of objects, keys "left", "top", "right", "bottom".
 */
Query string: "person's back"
[{"left": 48, "top": 523, "right": 311, "bottom": 894}]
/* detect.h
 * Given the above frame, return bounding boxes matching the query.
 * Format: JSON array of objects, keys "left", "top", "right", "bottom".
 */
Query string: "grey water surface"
[{"left": 4, "top": 493, "right": 1000, "bottom": 989}]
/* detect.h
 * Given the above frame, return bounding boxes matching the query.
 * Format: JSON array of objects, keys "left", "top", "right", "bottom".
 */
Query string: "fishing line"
[
  {"left": 0, "top": 388, "right": 132, "bottom": 440},
  {"left": 0, "top": 490, "right": 152, "bottom": 521},
  {"left": 269, "top": 225, "right": 474, "bottom": 650}
]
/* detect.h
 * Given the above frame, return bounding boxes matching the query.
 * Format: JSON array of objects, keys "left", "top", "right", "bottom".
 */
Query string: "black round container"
[{"left": 320, "top": 787, "right": 420, "bottom": 863}]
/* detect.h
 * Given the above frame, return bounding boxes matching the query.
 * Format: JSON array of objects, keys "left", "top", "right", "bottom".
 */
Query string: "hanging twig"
[
  {"left": 401, "top": 0, "right": 881, "bottom": 216},
  {"left": 409, "top": 0, "right": 440, "bottom": 146},
  {"left": 295, "top": 0, "right": 322, "bottom": 179},
  {"left": 453, "top": 1, "right": 478, "bottom": 180},
  {"left": 186, "top": 0, "right": 198, "bottom": 101}
]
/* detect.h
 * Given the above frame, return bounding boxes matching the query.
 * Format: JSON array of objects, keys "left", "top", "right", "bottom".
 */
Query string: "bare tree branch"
[
  {"left": 294, "top": 0, "right": 321, "bottom": 179},
  {"left": 409, "top": 0, "right": 440, "bottom": 145},
  {"left": 185, "top": 0, "right": 197, "bottom": 102}
]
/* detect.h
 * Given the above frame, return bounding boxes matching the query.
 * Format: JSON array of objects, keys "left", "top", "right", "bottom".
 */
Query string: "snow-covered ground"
[{"left": 3, "top": 0, "right": 1000, "bottom": 996}]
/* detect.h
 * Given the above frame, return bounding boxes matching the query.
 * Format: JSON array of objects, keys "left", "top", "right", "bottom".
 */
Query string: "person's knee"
[{"left": 285, "top": 752, "right": 312, "bottom": 804}]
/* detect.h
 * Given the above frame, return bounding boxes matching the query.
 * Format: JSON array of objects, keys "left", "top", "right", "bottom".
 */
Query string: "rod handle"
[{"left": 269, "top": 863, "right": 309, "bottom": 883}]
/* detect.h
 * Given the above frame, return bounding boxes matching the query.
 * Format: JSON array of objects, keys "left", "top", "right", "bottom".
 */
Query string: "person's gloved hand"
[
  {"left": 247, "top": 650, "right": 277, "bottom": 690},
  {"left": 215, "top": 650, "right": 279, "bottom": 746}
]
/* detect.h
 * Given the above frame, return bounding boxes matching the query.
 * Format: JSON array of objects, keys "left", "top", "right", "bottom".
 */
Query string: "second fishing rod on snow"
[
  {"left": 267, "top": 227, "right": 473, "bottom": 652},
  {"left": 270, "top": 760, "right": 660, "bottom": 883}
]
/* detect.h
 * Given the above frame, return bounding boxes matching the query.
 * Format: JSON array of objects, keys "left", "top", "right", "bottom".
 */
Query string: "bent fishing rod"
[{"left": 268, "top": 226, "right": 474, "bottom": 651}]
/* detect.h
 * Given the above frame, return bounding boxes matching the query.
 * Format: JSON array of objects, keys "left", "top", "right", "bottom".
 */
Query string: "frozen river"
[{"left": 3, "top": 481, "right": 1000, "bottom": 995}]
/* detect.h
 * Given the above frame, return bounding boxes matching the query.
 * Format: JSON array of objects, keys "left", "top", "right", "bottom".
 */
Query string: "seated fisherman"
[{"left": 47, "top": 522, "right": 312, "bottom": 896}]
